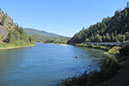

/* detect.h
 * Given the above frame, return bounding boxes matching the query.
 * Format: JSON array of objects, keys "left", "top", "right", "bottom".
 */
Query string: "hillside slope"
[
  {"left": 24, "top": 28, "right": 62, "bottom": 37},
  {"left": 68, "top": 8, "right": 129, "bottom": 44},
  {"left": 0, "top": 25, "right": 8, "bottom": 39},
  {"left": 24, "top": 28, "right": 70, "bottom": 43},
  {"left": 0, "top": 9, "right": 34, "bottom": 46},
  {"left": 0, "top": 9, "right": 15, "bottom": 40}
]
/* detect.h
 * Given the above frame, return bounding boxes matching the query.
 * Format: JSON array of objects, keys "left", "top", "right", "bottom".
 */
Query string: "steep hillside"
[
  {"left": 68, "top": 8, "right": 129, "bottom": 44},
  {"left": 24, "top": 28, "right": 70, "bottom": 43},
  {"left": 0, "top": 9, "right": 15, "bottom": 40},
  {"left": 0, "top": 25, "right": 8, "bottom": 39},
  {"left": 0, "top": 9, "right": 34, "bottom": 46}
]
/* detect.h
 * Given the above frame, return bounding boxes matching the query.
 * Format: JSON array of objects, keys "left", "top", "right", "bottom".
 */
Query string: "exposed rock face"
[
  {"left": 0, "top": 10, "right": 16, "bottom": 40},
  {"left": 0, "top": 25, "right": 9, "bottom": 39}
]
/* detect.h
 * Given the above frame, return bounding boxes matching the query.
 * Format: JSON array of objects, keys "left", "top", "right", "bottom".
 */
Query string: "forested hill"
[
  {"left": 68, "top": 8, "right": 129, "bottom": 44},
  {"left": 24, "top": 28, "right": 70, "bottom": 43},
  {"left": 0, "top": 9, "right": 33, "bottom": 45}
]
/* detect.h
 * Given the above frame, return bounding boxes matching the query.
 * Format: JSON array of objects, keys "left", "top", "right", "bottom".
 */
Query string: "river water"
[{"left": 0, "top": 43, "right": 109, "bottom": 86}]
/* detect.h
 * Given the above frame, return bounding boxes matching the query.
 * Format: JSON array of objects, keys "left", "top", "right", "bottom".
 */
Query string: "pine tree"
[
  {"left": 95, "top": 34, "right": 102, "bottom": 42},
  {"left": 115, "top": 30, "right": 117, "bottom": 36},
  {"left": 105, "top": 33, "right": 110, "bottom": 42},
  {"left": 125, "top": 32, "right": 129, "bottom": 40},
  {"left": 102, "top": 35, "right": 106, "bottom": 42},
  {"left": 90, "top": 35, "right": 95, "bottom": 42},
  {"left": 111, "top": 33, "right": 115, "bottom": 42},
  {"left": 29, "top": 36, "right": 34, "bottom": 43},
  {"left": 125, "top": 9, "right": 128, "bottom": 18}
]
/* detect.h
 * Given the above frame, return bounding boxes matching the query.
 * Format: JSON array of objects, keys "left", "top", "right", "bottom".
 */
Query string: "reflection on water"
[{"left": 0, "top": 43, "right": 109, "bottom": 86}]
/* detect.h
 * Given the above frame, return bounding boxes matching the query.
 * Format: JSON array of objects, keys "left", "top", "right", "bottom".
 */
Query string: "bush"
[
  {"left": 58, "top": 58, "right": 121, "bottom": 86},
  {"left": 0, "top": 43, "right": 5, "bottom": 48},
  {"left": 119, "top": 46, "right": 129, "bottom": 56},
  {"left": 107, "top": 46, "right": 121, "bottom": 55}
]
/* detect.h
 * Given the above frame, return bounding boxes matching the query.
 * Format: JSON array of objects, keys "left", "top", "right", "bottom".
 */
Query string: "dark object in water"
[
  {"left": 89, "top": 65, "right": 92, "bottom": 67},
  {"left": 75, "top": 56, "right": 78, "bottom": 58}
]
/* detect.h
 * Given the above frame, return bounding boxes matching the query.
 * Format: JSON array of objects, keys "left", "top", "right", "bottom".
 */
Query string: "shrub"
[{"left": 119, "top": 46, "right": 129, "bottom": 56}]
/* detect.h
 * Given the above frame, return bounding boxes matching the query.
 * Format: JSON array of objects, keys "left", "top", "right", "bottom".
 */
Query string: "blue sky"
[{"left": 0, "top": 0, "right": 128, "bottom": 37}]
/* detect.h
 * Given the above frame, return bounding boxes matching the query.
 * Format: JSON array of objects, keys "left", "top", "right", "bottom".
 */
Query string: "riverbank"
[
  {"left": 39, "top": 42, "right": 68, "bottom": 45},
  {"left": 0, "top": 43, "right": 35, "bottom": 50},
  {"left": 102, "top": 46, "right": 129, "bottom": 86},
  {"left": 58, "top": 45, "right": 129, "bottom": 86},
  {"left": 75, "top": 43, "right": 112, "bottom": 51},
  {"left": 102, "top": 58, "right": 129, "bottom": 86},
  {"left": 75, "top": 43, "right": 121, "bottom": 57}
]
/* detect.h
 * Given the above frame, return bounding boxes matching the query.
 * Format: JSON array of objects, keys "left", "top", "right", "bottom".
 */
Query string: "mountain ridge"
[
  {"left": 24, "top": 28, "right": 68, "bottom": 37},
  {"left": 24, "top": 28, "right": 70, "bottom": 42}
]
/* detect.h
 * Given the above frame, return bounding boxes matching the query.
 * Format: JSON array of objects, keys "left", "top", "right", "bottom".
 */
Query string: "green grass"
[
  {"left": 0, "top": 43, "right": 6, "bottom": 48},
  {"left": 75, "top": 43, "right": 111, "bottom": 51},
  {"left": 0, "top": 41, "right": 35, "bottom": 49}
]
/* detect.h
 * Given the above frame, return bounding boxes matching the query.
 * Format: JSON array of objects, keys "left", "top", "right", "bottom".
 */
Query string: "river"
[{"left": 0, "top": 43, "right": 109, "bottom": 86}]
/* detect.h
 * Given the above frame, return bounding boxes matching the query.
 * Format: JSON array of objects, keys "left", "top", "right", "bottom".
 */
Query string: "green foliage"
[
  {"left": 95, "top": 34, "right": 102, "bottom": 42},
  {"left": 58, "top": 59, "right": 121, "bottom": 86},
  {"left": 14, "top": 30, "right": 20, "bottom": 40},
  {"left": 59, "top": 46, "right": 129, "bottom": 86},
  {"left": 4, "top": 25, "right": 34, "bottom": 44},
  {"left": 0, "top": 43, "right": 5, "bottom": 47},
  {"left": 110, "top": 33, "right": 115, "bottom": 42},
  {"left": 89, "top": 35, "right": 95, "bottom": 42},
  {"left": 68, "top": 8, "right": 129, "bottom": 44},
  {"left": 0, "top": 35, "right": 4, "bottom": 40},
  {"left": 85, "top": 38, "right": 90, "bottom": 42},
  {"left": 0, "top": 41, "right": 35, "bottom": 49},
  {"left": 76, "top": 44, "right": 111, "bottom": 51},
  {"left": 44, "top": 39, "right": 68, "bottom": 44},
  {"left": 29, "top": 36, "right": 34, "bottom": 43},
  {"left": 119, "top": 46, "right": 129, "bottom": 56},
  {"left": 125, "top": 32, "right": 129, "bottom": 40},
  {"left": 24, "top": 28, "right": 70, "bottom": 43},
  {"left": 124, "top": 9, "right": 128, "bottom": 18},
  {"left": 6, "top": 30, "right": 14, "bottom": 43},
  {"left": 0, "top": 10, "right": 34, "bottom": 47},
  {"left": 105, "top": 33, "right": 110, "bottom": 42},
  {"left": 115, "top": 34, "right": 125, "bottom": 42},
  {"left": 107, "top": 46, "right": 121, "bottom": 55}
]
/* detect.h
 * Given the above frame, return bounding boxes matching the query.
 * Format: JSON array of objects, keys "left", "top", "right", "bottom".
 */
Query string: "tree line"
[
  {"left": 3, "top": 25, "right": 34, "bottom": 44},
  {"left": 0, "top": 9, "right": 34, "bottom": 44},
  {"left": 68, "top": 8, "right": 129, "bottom": 44}
]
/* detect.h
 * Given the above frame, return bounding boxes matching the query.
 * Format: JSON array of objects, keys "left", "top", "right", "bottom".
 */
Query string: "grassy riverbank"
[
  {"left": 0, "top": 41, "right": 35, "bottom": 50},
  {"left": 75, "top": 43, "right": 112, "bottom": 51},
  {"left": 43, "top": 42, "right": 68, "bottom": 45},
  {"left": 58, "top": 45, "right": 129, "bottom": 86},
  {"left": 75, "top": 43, "right": 122, "bottom": 55}
]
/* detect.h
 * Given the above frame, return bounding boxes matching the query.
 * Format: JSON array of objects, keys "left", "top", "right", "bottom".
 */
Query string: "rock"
[{"left": 0, "top": 25, "right": 9, "bottom": 39}]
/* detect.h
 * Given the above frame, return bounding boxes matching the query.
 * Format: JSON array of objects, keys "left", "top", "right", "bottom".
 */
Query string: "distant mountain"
[{"left": 24, "top": 28, "right": 70, "bottom": 42}]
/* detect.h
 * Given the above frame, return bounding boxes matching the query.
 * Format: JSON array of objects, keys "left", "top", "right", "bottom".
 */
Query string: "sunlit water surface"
[{"left": 0, "top": 43, "right": 109, "bottom": 86}]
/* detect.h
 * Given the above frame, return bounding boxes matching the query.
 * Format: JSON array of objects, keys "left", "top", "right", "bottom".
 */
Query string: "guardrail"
[{"left": 85, "top": 42, "right": 129, "bottom": 46}]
